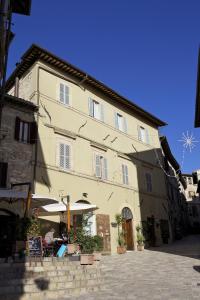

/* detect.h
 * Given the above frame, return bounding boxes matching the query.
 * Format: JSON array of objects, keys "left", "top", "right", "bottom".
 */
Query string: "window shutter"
[
  {"left": 102, "top": 158, "right": 108, "bottom": 180},
  {"left": 88, "top": 98, "right": 93, "bottom": 116},
  {"left": 146, "top": 129, "right": 150, "bottom": 144},
  {"left": 64, "top": 144, "right": 70, "bottom": 170},
  {"left": 100, "top": 103, "right": 104, "bottom": 122},
  {"left": 30, "top": 122, "right": 37, "bottom": 144},
  {"left": 115, "top": 112, "right": 118, "bottom": 129},
  {"left": 59, "top": 143, "right": 65, "bottom": 168},
  {"left": 95, "top": 154, "right": 101, "bottom": 177},
  {"left": 137, "top": 125, "right": 142, "bottom": 141},
  {"left": 122, "top": 164, "right": 125, "bottom": 184},
  {"left": 14, "top": 117, "right": 20, "bottom": 141},
  {"left": 123, "top": 117, "right": 127, "bottom": 133},
  {"left": 64, "top": 85, "right": 69, "bottom": 105},
  {"left": 60, "top": 83, "right": 64, "bottom": 103},
  {"left": 0, "top": 162, "right": 8, "bottom": 188},
  {"left": 125, "top": 165, "right": 129, "bottom": 185}
]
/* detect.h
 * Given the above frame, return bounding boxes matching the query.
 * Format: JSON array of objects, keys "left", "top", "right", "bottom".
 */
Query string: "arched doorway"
[
  {"left": 122, "top": 207, "right": 134, "bottom": 250},
  {"left": 0, "top": 209, "right": 17, "bottom": 257}
]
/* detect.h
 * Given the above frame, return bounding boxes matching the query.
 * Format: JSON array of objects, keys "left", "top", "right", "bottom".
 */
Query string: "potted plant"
[
  {"left": 15, "top": 217, "right": 41, "bottom": 258},
  {"left": 115, "top": 214, "right": 126, "bottom": 254},
  {"left": 136, "top": 225, "right": 145, "bottom": 251},
  {"left": 93, "top": 235, "right": 103, "bottom": 260},
  {"left": 80, "top": 235, "right": 95, "bottom": 265}
]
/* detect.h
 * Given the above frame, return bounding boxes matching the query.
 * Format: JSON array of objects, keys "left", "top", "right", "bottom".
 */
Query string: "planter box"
[
  {"left": 67, "top": 244, "right": 76, "bottom": 254},
  {"left": 117, "top": 246, "right": 126, "bottom": 254},
  {"left": 93, "top": 251, "right": 102, "bottom": 261},
  {"left": 80, "top": 254, "right": 94, "bottom": 265},
  {"left": 137, "top": 244, "right": 144, "bottom": 251}
]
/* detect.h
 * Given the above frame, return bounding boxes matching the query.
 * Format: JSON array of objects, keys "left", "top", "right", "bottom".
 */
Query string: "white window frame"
[
  {"left": 115, "top": 112, "right": 127, "bottom": 133},
  {"left": 89, "top": 98, "right": 104, "bottom": 122},
  {"left": 122, "top": 164, "right": 129, "bottom": 185},
  {"left": 59, "top": 82, "right": 70, "bottom": 106},
  {"left": 93, "top": 152, "right": 108, "bottom": 180},
  {"left": 57, "top": 140, "right": 72, "bottom": 171},
  {"left": 145, "top": 172, "right": 152, "bottom": 192},
  {"left": 138, "top": 126, "right": 150, "bottom": 144}
]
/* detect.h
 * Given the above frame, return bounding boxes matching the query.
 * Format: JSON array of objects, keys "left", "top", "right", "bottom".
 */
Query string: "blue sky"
[{"left": 7, "top": 0, "right": 200, "bottom": 173}]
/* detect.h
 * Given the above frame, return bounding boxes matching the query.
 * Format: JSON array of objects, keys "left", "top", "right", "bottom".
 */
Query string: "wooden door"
[
  {"left": 122, "top": 219, "right": 134, "bottom": 250},
  {"left": 96, "top": 214, "right": 111, "bottom": 254}
]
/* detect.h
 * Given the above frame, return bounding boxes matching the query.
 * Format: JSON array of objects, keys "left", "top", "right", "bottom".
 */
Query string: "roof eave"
[{"left": 5, "top": 44, "right": 167, "bottom": 127}]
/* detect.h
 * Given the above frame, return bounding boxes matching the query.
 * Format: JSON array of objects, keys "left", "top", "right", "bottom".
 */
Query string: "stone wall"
[
  {"left": 0, "top": 257, "right": 103, "bottom": 300},
  {"left": 0, "top": 101, "right": 36, "bottom": 192}
]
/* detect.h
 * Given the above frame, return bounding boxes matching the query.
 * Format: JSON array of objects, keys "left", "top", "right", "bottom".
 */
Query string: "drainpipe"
[{"left": 32, "top": 66, "right": 40, "bottom": 194}]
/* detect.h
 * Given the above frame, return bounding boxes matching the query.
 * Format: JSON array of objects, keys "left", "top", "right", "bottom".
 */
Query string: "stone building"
[
  {"left": 183, "top": 171, "right": 200, "bottom": 233},
  {"left": 160, "top": 136, "right": 188, "bottom": 241},
  {"left": 5, "top": 44, "right": 171, "bottom": 253},
  {"left": 0, "top": 93, "right": 37, "bottom": 256}
]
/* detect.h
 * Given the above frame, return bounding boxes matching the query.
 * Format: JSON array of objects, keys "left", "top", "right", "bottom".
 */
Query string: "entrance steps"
[{"left": 0, "top": 257, "right": 103, "bottom": 299}]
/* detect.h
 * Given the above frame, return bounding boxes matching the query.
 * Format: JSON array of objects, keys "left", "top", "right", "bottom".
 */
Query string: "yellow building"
[{"left": 6, "top": 44, "right": 170, "bottom": 253}]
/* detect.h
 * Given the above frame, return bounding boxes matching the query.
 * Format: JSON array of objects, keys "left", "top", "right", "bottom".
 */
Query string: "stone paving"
[{"left": 64, "top": 235, "right": 200, "bottom": 300}]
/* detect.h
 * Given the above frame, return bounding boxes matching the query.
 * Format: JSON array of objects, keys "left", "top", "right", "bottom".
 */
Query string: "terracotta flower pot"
[
  {"left": 67, "top": 243, "right": 76, "bottom": 254},
  {"left": 117, "top": 246, "right": 126, "bottom": 254},
  {"left": 80, "top": 254, "right": 94, "bottom": 265},
  {"left": 137, "top": 244, "right": 144, "bottom": 251}
]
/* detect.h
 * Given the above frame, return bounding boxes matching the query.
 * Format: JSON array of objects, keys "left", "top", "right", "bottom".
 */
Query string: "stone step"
[
  {"left": 0, "top": 278, "right": 103, "bottom": 297},
  {"left": 0, "top": 271, "right": 102, "bottom": 287}
]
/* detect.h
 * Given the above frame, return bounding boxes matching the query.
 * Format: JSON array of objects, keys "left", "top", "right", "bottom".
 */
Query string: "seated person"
[{"left": 44, "top": 228, "right": 55, "bottom": 245}]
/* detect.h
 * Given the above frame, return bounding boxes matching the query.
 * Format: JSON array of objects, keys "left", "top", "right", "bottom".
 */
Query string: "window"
[
  {"left": 145, "top": 172, "right": 152, "bottom": 192},
  {"left": 115, "top": 112, "right": 127, "bottom": 133},
  {"left": 122, "top": 164, "right": 129, "bottom": 185},
  {"left": 59, "top": 83, "right": 70, "bottom": 105},
  {"left": 88, "top": 98, "right": 104, "bottom": 121},
  {"left": 15, "top": 117, "right": 37, "bottom": 144},
  {"left": 188, "top": 177, "right": 193, "bottom": 185},
  {"left": 94, "top": 153, "right": 108, "bottom": 180},
  {"left": 59, "top": 143, "right": 71, "bottom": 170},
  {"left": 0, "top": 162, "right": 8, "bottom": 188},
  {"left": 138, "top": 126, "right": 150, "bottom": 144}
]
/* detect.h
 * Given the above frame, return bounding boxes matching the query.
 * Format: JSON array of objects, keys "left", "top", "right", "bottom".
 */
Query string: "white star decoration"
[{"left": 178, "top": 131, "right": 199, "bottom": 152}]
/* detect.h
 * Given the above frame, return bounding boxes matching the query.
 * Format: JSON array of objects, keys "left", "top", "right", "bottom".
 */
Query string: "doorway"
[
  {"left": 0, "top": 210, "right": 17, "bottom": 257},
  {"left": 122, "top": 207, "right": 134, "bottom": 250}
]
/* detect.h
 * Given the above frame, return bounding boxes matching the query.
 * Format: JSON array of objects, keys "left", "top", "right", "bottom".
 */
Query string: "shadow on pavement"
[{"left": 147, "top": 234, "right": 200, "bottom": 260}]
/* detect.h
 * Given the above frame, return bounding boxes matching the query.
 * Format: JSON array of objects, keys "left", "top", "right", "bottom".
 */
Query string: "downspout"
[{"left": 33, "top": 66, "right": 40, "bottom": 194}]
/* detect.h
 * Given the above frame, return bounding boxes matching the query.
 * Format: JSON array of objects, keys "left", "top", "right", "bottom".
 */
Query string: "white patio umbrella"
[
  {"left": 41, "top": 202, "right": 98, "bottom": 215},
  {"left": 0, "top": 189, "right": 58, "bottom": 207}
]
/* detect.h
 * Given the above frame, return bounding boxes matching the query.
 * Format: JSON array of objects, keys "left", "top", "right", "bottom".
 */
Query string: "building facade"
[
  {"left": 160, "top": 136, "right": 188, "bottom": 241},
  {"left": 183, "top": 171, "right": 200, "bottom": 233},
  {"left": 6, "top": 44, "right": 171, "bottom": 253},
  {"left": 0, "top": 94, "right": 37, "bottom": 256}
]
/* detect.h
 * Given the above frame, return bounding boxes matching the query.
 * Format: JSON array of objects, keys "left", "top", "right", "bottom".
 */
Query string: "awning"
[
  {"left": 0, "top": 189, "right": 27, "bottom": 199},
  {"left": 41, "top": 202, "right": 98, "bottom": 215},
  {"left": 0, "top": 189, "right": 58, "bottom": 207}
]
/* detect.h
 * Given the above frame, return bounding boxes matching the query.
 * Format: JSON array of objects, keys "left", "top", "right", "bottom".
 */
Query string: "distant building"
[
  {"left": 160, "top": 136, "right": 188, "bottom": 241},
  {"left": 183, "top": 171, "right": 200, "bottom": 233}
]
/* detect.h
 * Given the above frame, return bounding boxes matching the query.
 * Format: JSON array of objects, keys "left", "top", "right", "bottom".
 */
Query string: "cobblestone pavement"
[{"left": 64, "top": 235, "right": 200, "bottom": 300}]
